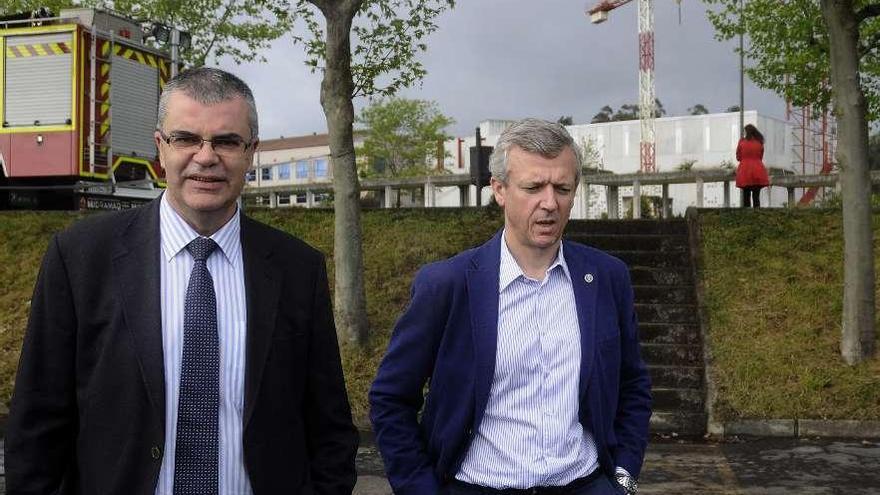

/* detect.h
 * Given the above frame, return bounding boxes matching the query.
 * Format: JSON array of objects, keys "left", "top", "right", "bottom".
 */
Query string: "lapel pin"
[{"left": 584, "top": 273, "right": 594, "bottom": 284}]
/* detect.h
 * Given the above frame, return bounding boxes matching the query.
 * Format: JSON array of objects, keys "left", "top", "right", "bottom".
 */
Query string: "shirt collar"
[
  {"left": 499, "top": 229, "right": 571, "bottom": 292},
  {"left": 159, "top": 193, "right": 241, "bottom": 267}
]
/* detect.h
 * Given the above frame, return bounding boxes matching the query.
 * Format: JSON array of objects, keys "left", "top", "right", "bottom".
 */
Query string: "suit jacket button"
[{"left": 151, "top": 446, "right": 162, "bottom": 460}]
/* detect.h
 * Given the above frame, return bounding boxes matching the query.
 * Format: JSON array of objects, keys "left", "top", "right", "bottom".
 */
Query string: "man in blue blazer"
[{"left": 370, "top": 118, "right": 652, "bottom": 495}]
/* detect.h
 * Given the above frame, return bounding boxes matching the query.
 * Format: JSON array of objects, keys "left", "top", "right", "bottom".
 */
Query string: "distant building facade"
[{"left": 247, "top": 111, "right": 811, "bottom": 217}]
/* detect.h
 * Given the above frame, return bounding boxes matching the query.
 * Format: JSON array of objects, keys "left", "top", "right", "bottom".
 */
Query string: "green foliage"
[
  {"left": 580, "top": 136, "right": 604, "bottom": 170},
  {"left": 703, "top": 0, "right": 880, "bottom": 120},
  {"left": 591, "top": 99, "right": 666, "bottom": 123},
  {"left": 677, "top": 158, "right": 698, "bottom": 171},
  {"left": 357, "top": 97, "right": 453, "bottom": 177},
  {"left": 688, "top": 103, "right": 710, "bottom": 115},
  {"left": 292, "top": 0, "right": 455, "bottom": 98},
  {"left": 700, "top": 209, "right": 880, "bottom": 420},
  {"left": 0, "top": 0, "right": 292, "bottom": 67},
  {"left": 591, "top": 105, "right": 614, "bottom": 123},
  {"left": 870, "top": 132, "right": 880, "bottom": 170},
  {"left": 557, "top": 115, "right": 574, "bottom": 126}
]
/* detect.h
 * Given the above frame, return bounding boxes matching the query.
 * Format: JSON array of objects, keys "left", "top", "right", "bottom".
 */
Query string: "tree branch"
[{"left": 198, "top": 0, "right": 237, "bottom": 65}]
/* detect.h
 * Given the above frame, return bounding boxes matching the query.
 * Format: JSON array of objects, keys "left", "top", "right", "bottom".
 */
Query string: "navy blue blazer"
[{"left": 369, "top": 231, "right": 652, "bottom": 495}]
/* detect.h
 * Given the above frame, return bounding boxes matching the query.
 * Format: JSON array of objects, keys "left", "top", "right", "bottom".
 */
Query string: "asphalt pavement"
[
  {"left": 355, "top": 436, "right": 880, "bottom": 494},
  {"left": 0, "top": 436, "right": 876, "bottom": 493}
]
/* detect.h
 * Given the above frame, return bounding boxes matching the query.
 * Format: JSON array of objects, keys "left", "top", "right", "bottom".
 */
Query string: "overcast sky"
[{"left": 222, "top": 0, "right": 787, "bottom": 140}]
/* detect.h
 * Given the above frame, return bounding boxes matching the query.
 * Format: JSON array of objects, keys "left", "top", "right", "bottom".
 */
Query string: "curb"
[{"left": 709, "top": 419, "right": 880, "bottom": 439}]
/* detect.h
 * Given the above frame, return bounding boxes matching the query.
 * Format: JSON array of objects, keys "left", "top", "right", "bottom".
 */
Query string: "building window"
[
  {"left": 315, "top": 159, "right": 329, "bottom": 178},
  {"left": 246, "top": 169, "right": 257, "bottom": 182},
  {"left": 295, "top": 160, "right": 309, "bottom": 179},
  {"left": 295, "top": 193, "right": 308, "bottom": 204},
  {"left": 278, "top": 194, "right": 291, "bottom": 205},
  {"left": 261, "top": 167, "right": 272, "bottom": 181},
  {"left": 277, "top": 162, "right": 291, "bottom": 180}
]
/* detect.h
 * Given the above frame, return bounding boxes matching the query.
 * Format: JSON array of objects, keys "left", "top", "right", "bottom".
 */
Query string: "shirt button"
[{"left": 151, "top": 446, "right": 162, "bottom": 460}]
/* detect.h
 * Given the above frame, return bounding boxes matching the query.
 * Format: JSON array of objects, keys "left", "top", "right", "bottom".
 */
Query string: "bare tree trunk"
[
  {"left": 316, "top": 0, "right": 369, "bottom": 346},
  {"left": 821, "top": 0, "right": 875, "bottom": 364}
]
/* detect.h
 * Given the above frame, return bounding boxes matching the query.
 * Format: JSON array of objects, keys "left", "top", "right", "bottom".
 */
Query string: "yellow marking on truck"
[{"left": 5, "top": 42, "right": 71, "bottom": 57}]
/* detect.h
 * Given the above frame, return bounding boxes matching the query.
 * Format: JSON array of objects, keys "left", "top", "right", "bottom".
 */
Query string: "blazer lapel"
[
  {"left": 466, "top": 231, "right": 502, "bottom": 427},
  {"left": 240, "top": 215, "right": 280, "bottom": 429},
  {"left": 113, "top": 199, "right": 165, "bottom": 429},
  {"left": 563, "top": 241, "right": 599, "bottom": 402}
]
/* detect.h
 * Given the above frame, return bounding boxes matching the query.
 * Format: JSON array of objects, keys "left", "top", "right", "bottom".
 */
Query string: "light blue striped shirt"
[
  {"left": 456, "top": 233, "right": 600, "bottom": 489},
  {"left": 156, "top": 195, "right": 252, "bottom": 495}
]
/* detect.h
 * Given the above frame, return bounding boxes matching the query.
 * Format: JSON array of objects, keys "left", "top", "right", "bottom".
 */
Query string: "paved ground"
[
  {"left": 355, "top": 436, "right": 880, "bottom": 494},
  {"left": 0, "top": 436, "right": 877, "bottom": 493}
]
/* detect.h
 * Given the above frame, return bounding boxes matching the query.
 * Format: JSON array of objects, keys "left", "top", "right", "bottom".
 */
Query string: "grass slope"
[
  {"left": 1, "top": 208, "right": 878, "bottom": 425},
  {"left": 0, "top": 207, "right": 503, "bottom": 425},
  {"left": 700, "top": 209, "right": 880, "bottom": 420}
]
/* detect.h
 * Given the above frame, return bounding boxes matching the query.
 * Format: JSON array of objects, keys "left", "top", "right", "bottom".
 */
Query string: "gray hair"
[
  {"left": 157, "top": 67, "right": 259, "bottom": 141},
  {"left": 488, "top": 118, "right": 582, "bottom": 184}
]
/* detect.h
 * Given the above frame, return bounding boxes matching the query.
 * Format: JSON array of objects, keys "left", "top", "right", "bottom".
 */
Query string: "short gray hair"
[
  {"left": 157, "top": 67, "right": 259, "bottom": 141},
  {"left": 488, "top": 118, "right": 582, "bottom": 184}
]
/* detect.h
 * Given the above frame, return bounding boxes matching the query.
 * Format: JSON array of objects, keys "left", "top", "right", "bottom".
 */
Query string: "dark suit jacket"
[
  {"left": 5, "top": 199, "right": 358, "bottom": 494},
  {"left": 369, "top": 231, "right": 652, "bottom": 495}
]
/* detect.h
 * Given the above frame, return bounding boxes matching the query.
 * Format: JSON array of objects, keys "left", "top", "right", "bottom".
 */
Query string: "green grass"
[
  {"left": 699, "top": 209, "right": 880, "bottom": 420},
  {"left": 2, "top": 207, "right": 878, "bottom": 425},
  {"left": 0, "top": 207, "right": 503, "bottom": 425},
  {"left": 0, "top": 211, "right": 86, "bottom": 410},
  {"left": 249, "top": 207, "right": 503, "bottom": 425}
]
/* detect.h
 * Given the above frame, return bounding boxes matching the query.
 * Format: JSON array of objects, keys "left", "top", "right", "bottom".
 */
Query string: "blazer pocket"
[{"left": 274, "top": 308, "right": 310, "bottom": 340}]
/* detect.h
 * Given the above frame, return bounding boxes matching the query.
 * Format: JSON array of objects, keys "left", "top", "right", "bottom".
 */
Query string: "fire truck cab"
[{"left": 0, "top": 8, "right": 173, "bottom": 209}]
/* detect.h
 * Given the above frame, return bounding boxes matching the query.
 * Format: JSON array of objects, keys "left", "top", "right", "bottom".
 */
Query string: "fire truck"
[{"left": 0, "top": 8, "right": 174, "bottom": 210}]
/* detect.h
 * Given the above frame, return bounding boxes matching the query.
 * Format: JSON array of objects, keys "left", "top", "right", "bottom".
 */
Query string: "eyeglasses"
[{"left": 158, "top": 130, "right": 254, "bottom": 157}]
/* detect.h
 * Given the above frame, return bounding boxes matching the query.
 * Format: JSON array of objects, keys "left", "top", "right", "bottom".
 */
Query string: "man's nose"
[
  {"left": 192, "top": 140, "right": 220, "bottom": 165},
  {"left": 539, "top": 186, "right": 558, "bottom": 210}
]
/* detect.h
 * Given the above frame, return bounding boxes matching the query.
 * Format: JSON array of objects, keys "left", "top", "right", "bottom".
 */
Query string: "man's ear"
[
  {"left": 154, "top": 132, "right": 166, "bottom": 170},
  {"left": 490, "top": 177, "right": 505, "bottom": 207}
]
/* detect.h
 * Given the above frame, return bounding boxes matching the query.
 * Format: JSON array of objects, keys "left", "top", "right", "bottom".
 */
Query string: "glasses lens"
[
  {"left": 169, "top": 133, "right": 203, "bottom": 149},
  {"left": 212, "top": 136, "right": 246, "bottom": 155}
]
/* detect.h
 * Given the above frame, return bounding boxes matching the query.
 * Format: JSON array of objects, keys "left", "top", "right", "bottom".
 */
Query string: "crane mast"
[{"left": 588, "top": 0, "right": 656, "bottom": 173}]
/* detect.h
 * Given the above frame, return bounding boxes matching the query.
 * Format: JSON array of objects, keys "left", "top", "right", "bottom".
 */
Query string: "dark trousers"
[
  {"left": 443, "top": 474, "right": 624, "bottom": 495},
  {"left": 741, "top": 187, "right": 762, "bottom": 208}
]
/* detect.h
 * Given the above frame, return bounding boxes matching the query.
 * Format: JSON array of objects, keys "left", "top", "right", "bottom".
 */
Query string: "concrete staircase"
[{"left": 565, "top": 219, "right": 706, "bottom": 436}]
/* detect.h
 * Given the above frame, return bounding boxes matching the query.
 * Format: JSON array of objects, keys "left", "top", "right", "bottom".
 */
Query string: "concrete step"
[
  {"left": 649, "top": 411, "right": 707, "bottom": 435},
  {"left": 652, "top": 387, "right": 705, "bottom": 412},
  {"left": 649, "top": 365, "right": 704, "bottom": 389},
  {"left": 640, "top": 323, "right": 702, "bottom": 345},
  {"left": 566, "top": 220, "right": 688, "bottom": 236},
  {"left": 608, "top": 250, "right": 690, "bottom": 268},
  {"left": 629, "top": 267, "right": 693, "bottom": 286},
  {"left": 634, "top": 285, "right": 695, "bottom": 305},
  {"left": 641, "top": 343, "right": 703, "bottom": 367},
  {"left": 635, "top": 304, "right": 699, "bottom": 324},
  {"left": 567, "top": 234, "right": 689, "bottom": 253}
]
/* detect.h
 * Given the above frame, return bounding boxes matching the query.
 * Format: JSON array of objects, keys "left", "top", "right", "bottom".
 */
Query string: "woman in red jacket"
[{"left": 736, "top": 124, "right": 770, "bottom": 208}]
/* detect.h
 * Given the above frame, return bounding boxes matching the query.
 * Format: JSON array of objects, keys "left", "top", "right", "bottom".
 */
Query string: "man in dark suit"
[
  {"left": 370, "top": 119, "right": 652, "bottom": 495},
  {"left": 6, "top": 67, "right": 358, "bottom": 494}
]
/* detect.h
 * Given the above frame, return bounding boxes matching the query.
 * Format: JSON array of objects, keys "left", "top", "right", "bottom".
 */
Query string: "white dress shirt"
[
  {"left": 456, "top": 232, "right": 600, "bottom": 489},
  {"left": 155, "top": 195, "right": 252, "bottom": 495}
]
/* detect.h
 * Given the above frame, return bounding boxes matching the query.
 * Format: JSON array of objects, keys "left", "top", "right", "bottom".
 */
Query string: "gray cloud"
[{"left": 223, "top": 0, "right": 786, "bottom": 140}]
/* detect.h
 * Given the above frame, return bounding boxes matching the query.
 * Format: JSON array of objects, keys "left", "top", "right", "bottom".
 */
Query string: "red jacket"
[{"left": 735, "top": 138, "right": 770, "bottom": 188}]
